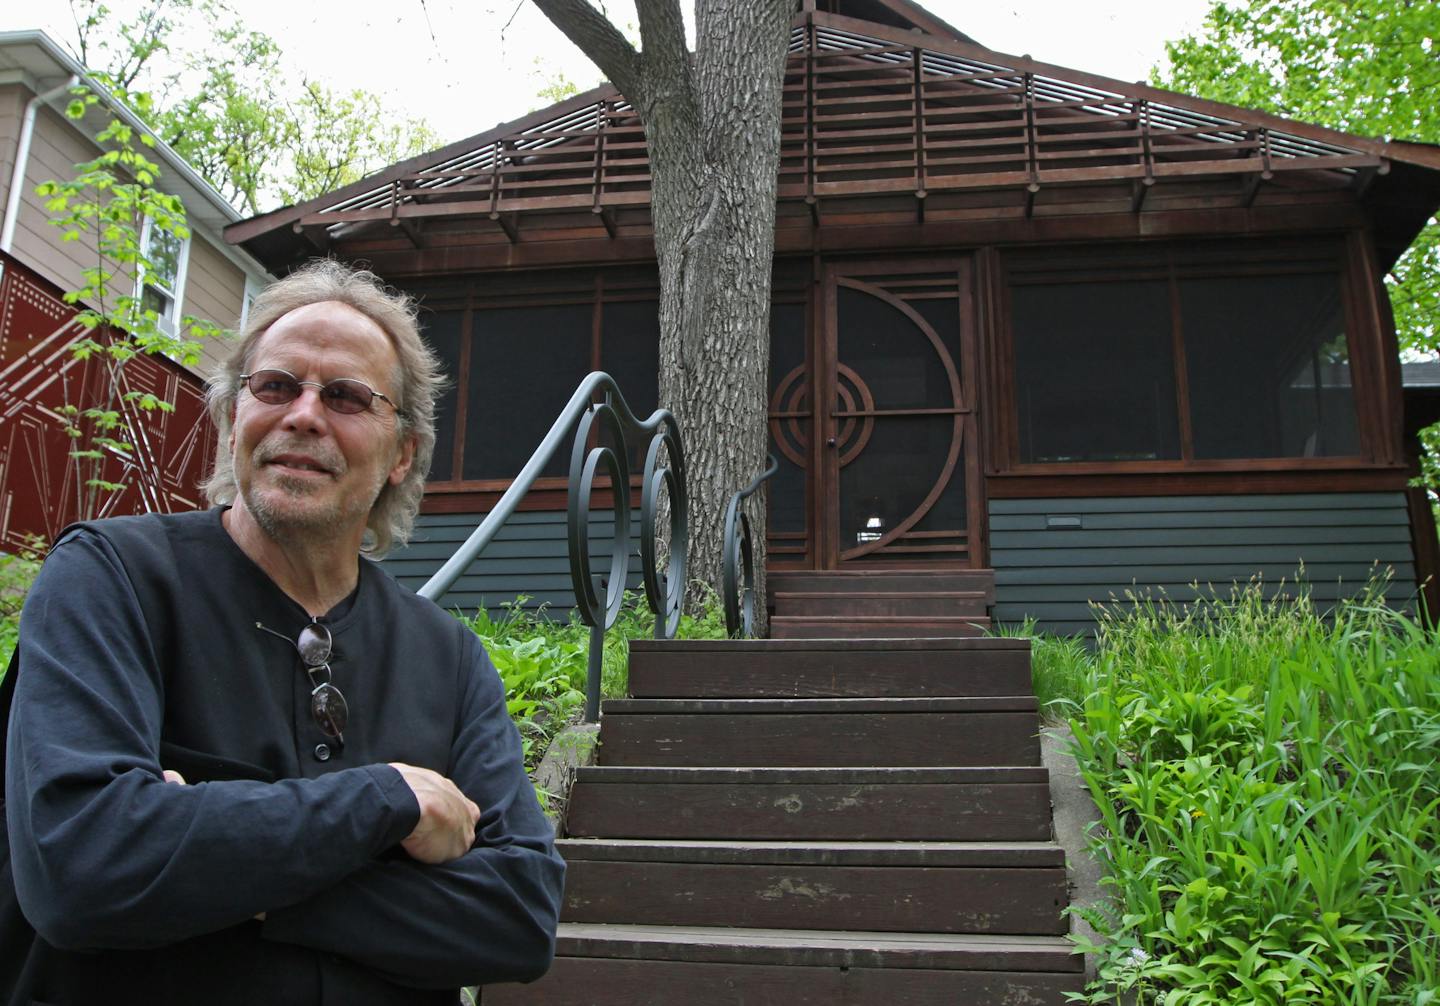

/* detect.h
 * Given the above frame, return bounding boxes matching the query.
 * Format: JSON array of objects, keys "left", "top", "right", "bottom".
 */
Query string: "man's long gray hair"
[{"left": 203, "top": 260, "right": 441, "bottom": 557}]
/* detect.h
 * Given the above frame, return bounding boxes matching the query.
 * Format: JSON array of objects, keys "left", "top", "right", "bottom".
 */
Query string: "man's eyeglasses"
[
  {"left": 240, "top": 368, "right": 407, "bottom": 419},
  {"left": 258, "top": 619, "right": 349, "bottom": 746},
  {"left": 297, "top": 622, "right": 348, "bottom": 746}
]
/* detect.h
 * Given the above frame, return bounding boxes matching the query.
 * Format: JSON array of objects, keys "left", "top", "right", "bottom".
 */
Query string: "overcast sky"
[{"left": 4, "top": 0, "right": 1217, "bottom": 145}]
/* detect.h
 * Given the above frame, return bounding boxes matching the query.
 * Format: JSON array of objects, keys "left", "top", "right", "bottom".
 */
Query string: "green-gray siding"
[
  {"left": 382, "top": 510, "right": 642, "bottom": 617},
  {"left": 988, "top": 493, "right": 1418, "bottom": 635},
  {"left": 389, "top": 493, "right": 1418, "bottom": 633}
]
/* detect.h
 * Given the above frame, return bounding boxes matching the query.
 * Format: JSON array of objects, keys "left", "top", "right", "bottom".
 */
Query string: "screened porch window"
[
  {"left": 413, "top": 270, "right": 660, "bottom": 485},
  {"left": 1012, "top": 280, "right": 1179, "bottom": 463},
  {"left": 1008, "top": 243, "right": 1361, "bottom": 466},
  {"left": 1181, "top": 274, "right": 1358, "bottom": 459},
  {"left": 462, "top": 304, "right": 593, "bottom": 481}
]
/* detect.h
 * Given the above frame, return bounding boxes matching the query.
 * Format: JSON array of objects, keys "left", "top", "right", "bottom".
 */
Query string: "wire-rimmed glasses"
[
  {"left": 258, "top": 619, "right": 349, "bottom": 747},
  {"left": 240, "top": 368, "right": 407, "bottom": 419}
]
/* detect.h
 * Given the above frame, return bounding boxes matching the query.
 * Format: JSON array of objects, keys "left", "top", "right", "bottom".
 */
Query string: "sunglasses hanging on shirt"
[{"left": 257, "top": 619, "right": 349, "bottom": 748}]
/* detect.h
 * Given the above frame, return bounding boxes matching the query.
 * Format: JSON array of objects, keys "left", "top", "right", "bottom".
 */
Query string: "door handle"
[{"left": 826, "top": 437, "right": 837, "bottom": 447}]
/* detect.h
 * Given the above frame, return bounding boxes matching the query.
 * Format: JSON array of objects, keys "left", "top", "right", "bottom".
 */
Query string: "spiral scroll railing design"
[
  {"left": 722, "top": 455, "right": 778, "bottom": 638},
  {"left": 419, "top": 373, "right": 687, "bottom": 722}
]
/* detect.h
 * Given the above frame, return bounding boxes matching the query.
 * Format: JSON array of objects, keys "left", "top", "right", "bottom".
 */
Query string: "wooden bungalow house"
[
  {"left": 225, "top": 0, "right": 1440, "bottom": 634},
  {"left": 0, "top": 30, "right": 273, "bottom": 550}
]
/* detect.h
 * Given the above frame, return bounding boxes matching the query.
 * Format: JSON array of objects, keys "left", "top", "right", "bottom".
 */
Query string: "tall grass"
[
  {"left": 1065, "top": 580, "right": 1440, "bottom": 1004},
  {"left": 992, "top": 617, "right": 1093, "bottom": 721}
]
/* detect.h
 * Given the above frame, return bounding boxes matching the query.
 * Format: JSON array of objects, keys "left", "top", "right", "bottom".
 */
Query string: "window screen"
[
  {"left": 1012, "top": 280, "right": 1180, "bottom": 463},
  {"left": 422, "top": 310, "right": 464, "bottom": 481},
  {"left": 600, "top": 301, "right": 660, "bottom": 421},
  {"left": 462, "top": 304, "right": 593, "bottom": 480},
  {"left": 1182, "top": 274, "right": 1359, "bottom": 458}
]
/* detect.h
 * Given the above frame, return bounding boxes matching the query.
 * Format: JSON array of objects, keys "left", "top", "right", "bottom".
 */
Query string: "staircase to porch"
[
  {"left": 484, "top": 630, "right": 1084, "bottom": 1004},
  {"left": 768, "top": 569, "right": 995, "bottom": 639}
]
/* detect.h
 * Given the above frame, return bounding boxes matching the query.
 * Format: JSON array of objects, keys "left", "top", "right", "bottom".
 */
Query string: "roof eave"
[
  {"left": 223, "top": 83, "right": 623, "bottom": 248},
  {"left": 821, "top": 12, "right": 1440, "bottom": 167},
  {"left": 223, "top": 9, "right": 1440, "bottom": 260},
  {"left": 0, "top": 30, "right": 273, "bottom": 281}
]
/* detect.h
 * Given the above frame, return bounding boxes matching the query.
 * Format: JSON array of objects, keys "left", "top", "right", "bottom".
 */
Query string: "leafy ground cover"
[
  {"left": 0, "top": 545, "right": 42, "bottom": 670},
  {"left": 459, "top": 591, "right": 727, "bottom": 772},
  {"left": 1032, "top": 582, "right": 1439, "bottom": 1004}
]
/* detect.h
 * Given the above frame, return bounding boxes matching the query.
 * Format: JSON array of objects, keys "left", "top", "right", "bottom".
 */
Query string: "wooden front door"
[{"left": 767, "top": 260, "right": 983, "bottom": 569}]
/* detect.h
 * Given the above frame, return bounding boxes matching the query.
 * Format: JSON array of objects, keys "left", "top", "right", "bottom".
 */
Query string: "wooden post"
[
  {"left": 1022, "top": 73, "right": 1040, "bottom": 218},
  {"left": 912, "top": 46, "right": 927, "bottom": 201},
  {"left": 805, "top": 15, "right": 817, "bottom": 219}
]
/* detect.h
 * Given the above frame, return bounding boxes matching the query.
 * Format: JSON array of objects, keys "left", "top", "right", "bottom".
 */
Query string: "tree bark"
[{"left": 532, "top": 0, "right": 792, "bottom": 629}]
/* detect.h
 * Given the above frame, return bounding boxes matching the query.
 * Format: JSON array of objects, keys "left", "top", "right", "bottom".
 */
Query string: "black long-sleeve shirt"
[{"left": 7, "top": 508, "right": 564, "bottom": 1005}]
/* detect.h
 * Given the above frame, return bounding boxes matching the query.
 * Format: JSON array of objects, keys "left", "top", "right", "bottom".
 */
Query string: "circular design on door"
[
  {"left": 834, "top": 363, "right": 875, "bottom": 467},
  {"left": 768, "top": 365, "right": 809, "bottom": 468},
  {"left": 834, "top": 275, "right": 966, "bottom": 562},
  {"left": 768, "top": 364, "right": 877, "bottom": 469}
]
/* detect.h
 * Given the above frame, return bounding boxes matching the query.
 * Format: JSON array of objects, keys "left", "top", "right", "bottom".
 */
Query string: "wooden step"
[
  {"left": 628, "top": 637, "right": 1033, "bottom": 699},
  {"left": 483, "top": 925, "right": 1084, "bottom": 1004},
  {"left": 565, "top": 766, "right": 1054, "bottom": 841},
  {"left": 768, "top": 569, "right": 996, "bottom": 604},
  {"left": 770, "top": 614, "right": 992, "bottom": 639},
  {"left": 556, "top": 839, "right": 1069, "bottom": 935},
  {"left": 597, "top": 697, "right": 1042, "bottom": 767},
  {"left": 773, "top": 590, "right": 990, "bottom": 618}
]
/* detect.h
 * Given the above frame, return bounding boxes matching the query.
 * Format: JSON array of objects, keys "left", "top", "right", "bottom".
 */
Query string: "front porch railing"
[
  {"left": 418, "top": 372, "right": 686, "bottom": 722},
  {"left": 722, "top": 454, "right": 778, "bottom": 638}
]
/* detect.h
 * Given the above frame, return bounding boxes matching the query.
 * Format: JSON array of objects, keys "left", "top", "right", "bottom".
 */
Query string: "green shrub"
[
  {"left": 1067, "top": 579, "right": 1440, "bottom": 1005},
  {"left": 0, "top": 542, "right": 43, "bottom": 672},
  {"left": 458, "top": 588, "right": 727, "bottom": 771}
]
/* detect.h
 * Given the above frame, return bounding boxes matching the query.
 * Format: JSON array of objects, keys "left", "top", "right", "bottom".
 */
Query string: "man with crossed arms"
[{"left": 7, "top": 261, "right": 564, "bottom": 1003}]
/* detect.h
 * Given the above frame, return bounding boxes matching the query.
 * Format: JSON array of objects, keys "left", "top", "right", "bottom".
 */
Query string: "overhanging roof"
[
  {"left": 0, "top": 30, "right": 272, "bottom": 282},
  {"left": 226, "top": 10, "right": 1440, "bottom": 277}
]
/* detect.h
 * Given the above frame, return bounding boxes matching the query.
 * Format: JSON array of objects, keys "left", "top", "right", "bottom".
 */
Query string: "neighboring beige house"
[{"left": 0, "top": 29, "right": 272, "bottom": 548}]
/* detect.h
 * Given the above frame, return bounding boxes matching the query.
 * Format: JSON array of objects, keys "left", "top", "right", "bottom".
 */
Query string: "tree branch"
[
  {"left": 531, "top": 0, "right": 642, "bottom": 97},
  {"left": 634, "top": 0, "right": 689, "bottom": 77}
]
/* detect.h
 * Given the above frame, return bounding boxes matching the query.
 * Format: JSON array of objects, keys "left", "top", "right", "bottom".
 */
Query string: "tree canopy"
[
  {"left": 1156, "top": 0, "right": 1438, "bottom": 355},
  {"left": 66, "top": 0, "right": 440, "bottom": 214}
]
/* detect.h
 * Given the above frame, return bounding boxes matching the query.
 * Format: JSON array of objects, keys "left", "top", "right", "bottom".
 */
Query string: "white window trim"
[
  {"left": 136, "top": 215, "right": 191, "bottom": 335},
  {"left": 239, "top": 274, "right": 264, "bottom": 332}
]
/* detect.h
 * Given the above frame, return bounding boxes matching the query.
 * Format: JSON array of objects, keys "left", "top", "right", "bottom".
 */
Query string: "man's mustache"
[{"left": 253, "top": 439, "right": 346, "bottom": 476}]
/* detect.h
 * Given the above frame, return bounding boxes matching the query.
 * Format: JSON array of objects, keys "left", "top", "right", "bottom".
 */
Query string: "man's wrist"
[{"left": 366, "top": 763, "right": 423, "bottom": 845}]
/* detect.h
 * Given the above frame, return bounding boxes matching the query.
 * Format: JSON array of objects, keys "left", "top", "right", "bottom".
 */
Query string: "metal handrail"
[
  {"left": 722, "top": 454, "right": 778, "bottom": 638},
  {"left": 419, "top": 372, "right": 687, "bottom": 721}
]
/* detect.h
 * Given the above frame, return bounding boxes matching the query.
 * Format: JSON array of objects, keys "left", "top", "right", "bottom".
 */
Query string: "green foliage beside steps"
[
  {"left": 1053, "top": 581, "right": 1440, "bottom": 1005},
  {"left": 992, "top": 617, "right": 1093, "bottom": 721},
  {"left": 458, "top": 590, "right": 727, "bottom": 772}
]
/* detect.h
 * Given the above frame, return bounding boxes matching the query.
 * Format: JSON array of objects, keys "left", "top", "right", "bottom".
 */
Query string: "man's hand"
[{"left": 389, "top": 763, "right": 481, "bottom": 864}]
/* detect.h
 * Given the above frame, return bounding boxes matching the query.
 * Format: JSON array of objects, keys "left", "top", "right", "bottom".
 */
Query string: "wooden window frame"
[
  {"left": 417, "top": 267, "right": 661, "bottom": 509},
  {"left": 990, "top": 233, "right": 1397, "bottom": 481}
]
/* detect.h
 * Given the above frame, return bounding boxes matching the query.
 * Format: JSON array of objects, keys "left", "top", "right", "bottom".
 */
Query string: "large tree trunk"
[{"left": 531, "top": 0, "right": 792, "bottom": 626}]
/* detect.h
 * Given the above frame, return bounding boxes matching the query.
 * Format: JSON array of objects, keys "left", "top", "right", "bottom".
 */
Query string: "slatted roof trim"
[{"left": 229, "top": 9, "right": 1434, "bottom": 250}]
